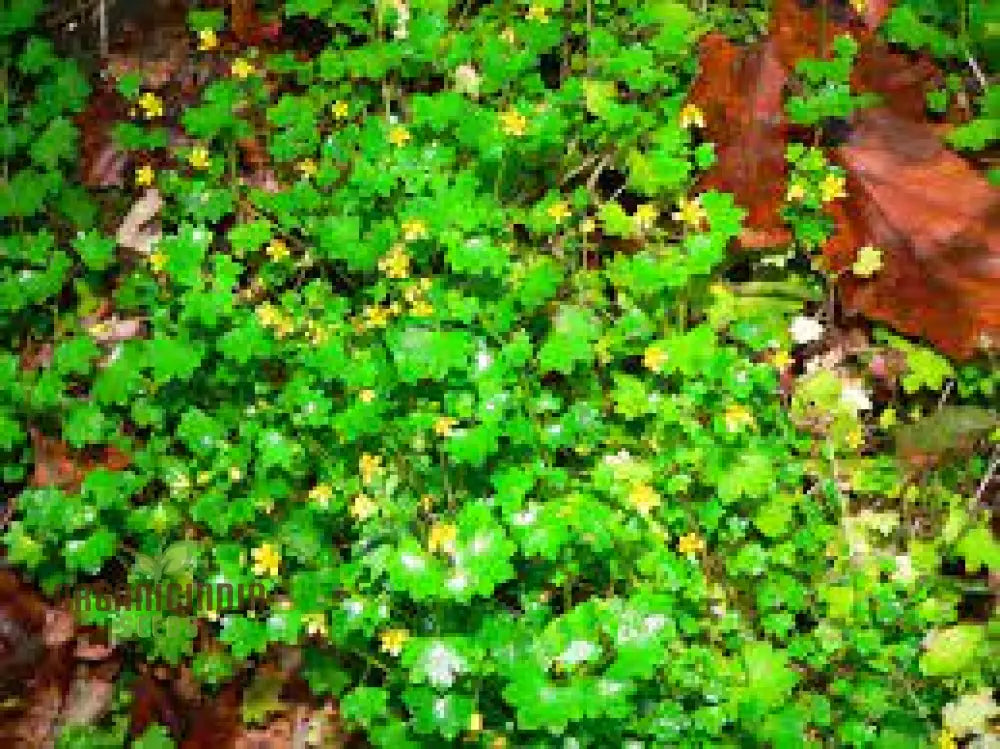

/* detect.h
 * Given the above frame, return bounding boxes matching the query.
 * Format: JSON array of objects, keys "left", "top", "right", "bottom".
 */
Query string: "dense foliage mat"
[{"left": 1, "top": 0, "right": 998, "bottom": 746}]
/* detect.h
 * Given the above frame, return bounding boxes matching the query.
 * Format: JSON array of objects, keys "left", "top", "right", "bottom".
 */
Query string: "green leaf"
[{"left": 920, "top": 625, "right": 986, "bottom": 676}]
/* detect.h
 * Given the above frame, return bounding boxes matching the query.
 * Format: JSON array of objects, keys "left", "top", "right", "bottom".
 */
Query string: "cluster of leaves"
[{"left": 1, "top": 0, "right": 998, "bottom": 747}]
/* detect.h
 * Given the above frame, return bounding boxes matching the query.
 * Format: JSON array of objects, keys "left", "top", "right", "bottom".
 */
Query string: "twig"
[
  {"left": 967, "top": 54, "right": 988, "bottom": 91},
  {"left": 937, "top": 379, "right": 954, "bottom": 411},
  {"left": 970, "top": 444, "right": 1000, "bottom": 512}
]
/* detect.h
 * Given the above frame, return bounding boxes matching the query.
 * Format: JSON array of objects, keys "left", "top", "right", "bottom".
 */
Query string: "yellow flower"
[
  {"left": 771, "top": 350, "right": 793, "bottom": 370},
  {"left": 679, "top": 103, "right": 706, "bottom": 129},
  {"left": 188, "top": 146, "right": 211, "bottom": 170},
  {"left": 938, "top": 729, "right": 957, "bottom": 749},
  {"left": 852, "top": 245, "right": 883, "bottom": 278},
  {"left": 331, "top": 100, "right": 349, "bottom": 119},
  {"left": 360, "top": 389, "right": 376, "bottom": 404},
  {"left": 849, "top": 0, "right": 868, "bottom": 13},
  {"left": 297, "top": 159, "right": 318, "bottom": 179},
  {"left": 547, "top": 200, "right": 571, "bottom": 224},
  {"left": 420, "top": 494, "right": 435, "bottom": 512},
  {"left": 380, "top": 628, "right": 410, "bottom": 656},
  {"left": 500, "top": 26, "right": 516, "bottom": 44},
  {"left": 138, "top": 92, "right": 164, "bottom": 119},
  {"left": 846, "top": 427, "right": 865, "bottom": 450},
  {"left": 364, "top": 305, "right": 391, "bottom": 328},
  {"left": 379, "top": 245, "right": 411, "bottom": 279},
  {"left": 197, "top": 28, "right": 218, "bottom": 52},
  {"left": 643, "top": 345, "right": 669, "bottom": 372},
  {"left": 469, "top": 713, "right": 484, "bottom": 732},
  {"left": 434, "top": 416, "right": 458, "bottom": 438},
  {"left": 265, "top": 238, "right": 290, "bottom": 262},
  {"left": 351, "top": 493, "right": 378, "bottom": 521},
  {"left": 526, "top": 4, "right": 549, "bottom": 22},
  {"left": 149, "top": 251, "right": 168, "bottom": 272},
  {"left": 303, "top": 612, "right": 328, "bottom": 636},
  {"left": 388, "top": 125, "right": 411, "bottom": 147},
  {"left": 580, "top": 217, "right": 596, "bottom": 235},
  {"left": 135, "top": 165, "right": 155, "bottom": 187},
  {"left": 359, "top": 453, "right": 383, "bottom": 484},
  {"left": 673, "top": 196, "right": 707, "bottom": 229},
  {"left": 499, "top": 109, "right": 528, "bottom": 137},
  {"left": 410, "top": 299, "right": 434, "bottom": 317},
  {"left": 229, "top": 466, "right": 243, "bottom": 482},
  {"left": 786, "top": 181, "right": 807, "bottom": 201},
  {"left": 634, "top": 203, "right": 658, "bottom": 231},
  {"left": 628, "top": 483, "right": 661, "bottom": 515},
  {"left": 819, "top": 172, "right": 846, "bottom": 202},
  {"left": 251, "top": 542, "right": 281, "bottom": 577},
  {"left": 401, "top": 218, "right": 428, "bottom": 241},
  {"left": 308, "top": 484, "right": 333, "bottom": 508},
  {"left": 678, "top": 533, "right": 705, "bottom": 554},
  {"left": 231, "top": 58, "right": 255, "bottom": 79},
  {"left": 724, "top": 403, "right": 755, "bottom": 432},
  {"left": 428, "top": 522, "right": 458, "bottom": 554}
]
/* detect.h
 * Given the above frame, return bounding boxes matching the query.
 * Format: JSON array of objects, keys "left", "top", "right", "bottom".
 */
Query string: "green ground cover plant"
[{"left": 1, "top": 0, "right": 998, "bottom": 746}]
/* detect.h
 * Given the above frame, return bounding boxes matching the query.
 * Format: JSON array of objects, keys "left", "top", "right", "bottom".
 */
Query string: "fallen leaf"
[{"left": 827, "top": 108, "right": 1000, "bottom": 358}]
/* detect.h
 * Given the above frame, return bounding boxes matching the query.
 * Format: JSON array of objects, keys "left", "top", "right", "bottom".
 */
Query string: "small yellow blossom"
[
  {"left": 846, "top": 427, "right": 865, "bottom": 450},
  {"left": 331, "top": 100, "right": 349, "bottom": 119},
  {"left": 580, "top": 217, "right": 596, "bottom": 235},
  {"left": 500, "top": 26, "right": 517, "bottom": 44},
  {"left": 470, "top": 713, "right": 484, "bottom": 732},
  {"left": 500, "top": 109, "right": 528, "bottom": 137},
  {"left": 679, "top": 103, "right": 706, "bottom": 129},
  {"left": 149, "top": 251, "right": 168, "bottom": 272},
  {"left": 229, "top": 466, "right": 243, "bottom": 482},
  {"left": 401, "top": 218, "right": 428, "bottom": 241},
  {"left": 379, "top": 245, "right": 411, "bottom": 279},
  {"left": 351, "top": 493, "right": 378, "bottom": 521},
  {"left": 303, "top": 612, "right": 328, "bottom": 636},
  {"left": 724, "top": 403, "right": 755, "bottom": 432},
  {"left": 197, "top": 28, "right": 218, "bottom": 52},
  {"left": 265, "top": 238, "right": 290, "bottom": 262},
  {"left": 364, "top": 305, "right": 391, "bottom": 328},
  {"left": 231, "top": 58, "right": 255, "bottom": 79},
  {"left": 428, "top": 522, "right": 458, "bottom": 554},
  {"left": 673, "top": 196, "right": 707, "bottom": 229},
  {"left": 359, "top": 453, "right": 383, "bottom": 484},
  {"left": 197, "top": 471, "right": 212, "bottom": 485},
  {"left": 786, "top": 181, "right": 807, "bottom": 201},
  {"left": 297, "top": 159, "right": 318, "bottom": 179},
  {"left": 421, "top": 495, "right": 435, "bottom": 512},
  {"left": 634, "top": 203, "right": 658, "bottom": 231},
  {"left": 360, "top": 389, "right": 376, "bottom": 404},
  {"left": 852, "top": 245, "right": 883, "bottom": 278},
  {"left": 138, "top": 92, "right": 164, "bottom": 119},
  {"left": 938, "top": 729, "right": 957, "bottom": 749},
  {"left": 434, "top": 416, "right": 458, "bottom": 438},
  {"left": 547, "top": 200, "right": 571, "bottom": 224},
  {"left": 308, "top": 484, "right": 333, "bottom": 508},
  {"left": 819, "top": 172, "right": 847, "bottom": 202},
  {"left": 849, "top": 0, "right": 868, "bottom": 14},
  {"left": 678, "top": 533, "right": 705, "bottom": 554},
  {"left": 643, "top": 345, "right": 669, "bottom": 372},
  {"left": 251, "top": 542, "right": 281, "bottom": 577},
  {"left": 526, "top": 4, "right": 549, "bottom": 22},
  {"left": 410, "top": 299, "right": 434, "bottom": 317},
  {"left": 135, "top": 165, "right": 155, "bottom": 187},
  {"left": 771, "top": 350, "right": 793, "bottom": 370},
  {"left": 307, "top": 319, "right": 331, "bottom": 345},
  {"left": 388, "top": 125, "right": 411, "bottom": 147},
  {"left": 628, "top": 482, "right": 661, "bottom": 515},
  {"left": 380, "top": 628, "right": 410, "bottom": 656},
  {"left": 188, "top": 146, "right": 211, "bottom": 170}
]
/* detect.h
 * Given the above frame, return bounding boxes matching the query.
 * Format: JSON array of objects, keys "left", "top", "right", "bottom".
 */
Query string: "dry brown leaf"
[
  {"left": 827, "top": 109, "right": 1000, "bottom": 358},
  {"left": 117, "top": 189, "right": 163, "bottom": 256}
]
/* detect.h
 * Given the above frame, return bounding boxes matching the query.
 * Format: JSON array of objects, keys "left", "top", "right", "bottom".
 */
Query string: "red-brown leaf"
[{"left": 826, "top": 109, "right": 1000, "bottom": 358}]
